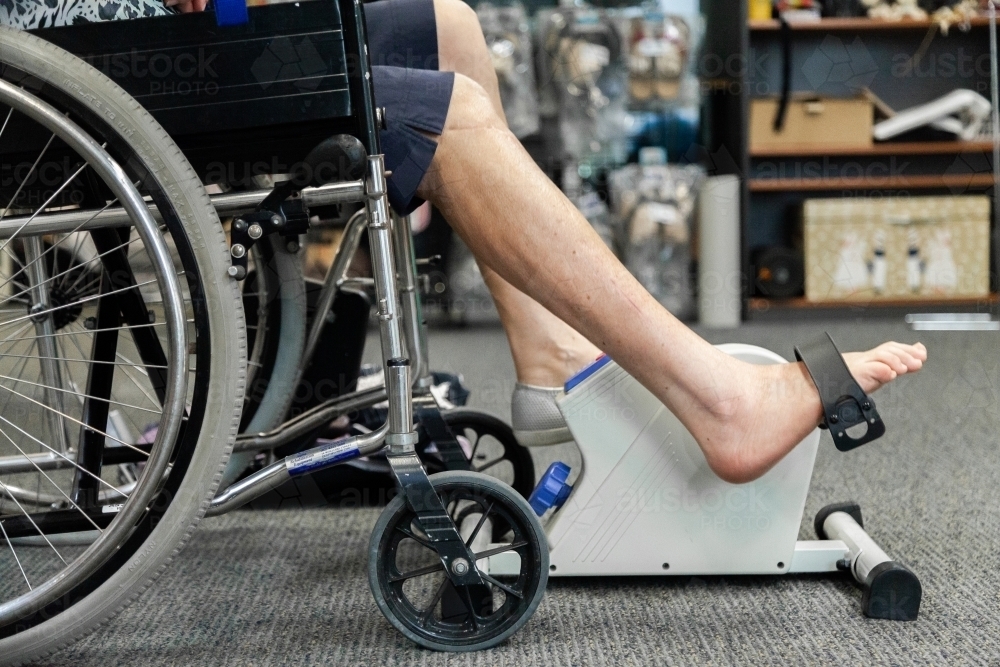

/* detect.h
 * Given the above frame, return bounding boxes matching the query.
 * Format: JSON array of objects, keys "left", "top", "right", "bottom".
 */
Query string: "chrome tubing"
[
  {"left": 391, "top": 212, "right": 432, "bottom": 388},
  {"left": 0, "top": 180, "right": 367, "bottom": 238},
  {"left": 364, "top": 155, "right": 416, "bottom": 449},
  {"left": 207, "top": 422, "right": 389, "bottom": 516},
  {"left": 301, "top": 208, "right": 369, "bottom": 368},
  {"left": 233, "top": 384, "right": 387, "bottom": 452}
]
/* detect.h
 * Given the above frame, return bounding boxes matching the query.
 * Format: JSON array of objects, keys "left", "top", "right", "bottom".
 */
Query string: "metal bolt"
[
  {"left": 451, "top": 558, "right": 469, "bottom": 576},
  {"left": 271, "top": 215, "right": 283, "bottom": 227},
  {"left": 227, "top": 265, "right": 246, "bottom": 280},
  {"left": 248, "top": 223, "right": 263, "bottom": 240},
  {"left": 231, "top": 244, "right": 246, "bottom": 259},
  {"left": 83, "top": 316, "right": 97, "bottom": 330},
  {"left": 286, "top": 241, "right": 299, "bottom": 253},
  {"left": 233, "top": 218, "right": 247, "bottom": 232},
  {"left": 29, "top": 303, "right": 46, "bottom": 323},
  {"left": 829, "top": 414, "right": 839, "bottom": 424}
]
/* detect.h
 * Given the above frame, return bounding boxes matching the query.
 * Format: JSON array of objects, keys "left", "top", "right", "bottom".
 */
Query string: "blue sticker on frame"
[{"left": 215, "top": 0, "right": 249, "bottom": 26}]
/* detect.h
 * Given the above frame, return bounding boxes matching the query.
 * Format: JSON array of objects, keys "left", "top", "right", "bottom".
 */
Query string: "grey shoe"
[{"left": 511, "top": 382, "right": 573, "bottom": 447}]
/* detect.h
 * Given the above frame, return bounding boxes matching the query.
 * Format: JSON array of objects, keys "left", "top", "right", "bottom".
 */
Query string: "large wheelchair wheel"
[
  {"left": 368, "top": 471, "right": 548, "bottom": 651},
  {"left": 0, "top": 27, "right": 244, "bottom": 664}
]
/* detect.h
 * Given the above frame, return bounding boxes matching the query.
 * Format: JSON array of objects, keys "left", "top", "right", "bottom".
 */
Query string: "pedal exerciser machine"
[{"left": 515, "top": 337, "right": 921, "bottom": 622}]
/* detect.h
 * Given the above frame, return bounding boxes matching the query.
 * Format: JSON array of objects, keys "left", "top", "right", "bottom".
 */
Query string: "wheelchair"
[{"left": 0, "top": 1, "right": 547, "bottom": 661}]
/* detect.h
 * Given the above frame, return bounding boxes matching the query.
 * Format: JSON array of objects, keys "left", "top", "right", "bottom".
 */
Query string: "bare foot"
[{"left": 678, "top": 341, "right": 927, "bottom": 484}]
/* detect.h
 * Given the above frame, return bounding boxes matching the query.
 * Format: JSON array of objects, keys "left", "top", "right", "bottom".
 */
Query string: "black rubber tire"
[
  {"left": 0, "top": 26, "right": 245, "bottom": 666},
  {"left": 368, "top": 471, "right": 548, "bottom": 652}
]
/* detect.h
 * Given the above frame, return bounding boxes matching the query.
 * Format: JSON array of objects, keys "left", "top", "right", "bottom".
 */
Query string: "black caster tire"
[{"left": 368, "top": 471, "right": 549, "bottom": 651}]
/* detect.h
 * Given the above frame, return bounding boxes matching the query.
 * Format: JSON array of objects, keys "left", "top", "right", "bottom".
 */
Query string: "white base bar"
[{"left": 788, "top": 540, "right": 849, "bottom": 573}]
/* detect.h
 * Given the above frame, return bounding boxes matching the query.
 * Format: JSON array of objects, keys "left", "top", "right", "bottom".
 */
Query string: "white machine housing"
[{"left": 547, "top": 344, "right": 830, "bottom": 576}]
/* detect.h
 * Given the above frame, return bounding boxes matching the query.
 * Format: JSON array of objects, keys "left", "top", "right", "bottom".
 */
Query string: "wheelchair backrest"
[{"left": 31, "top": 0, "right": 379, "bottom": 184}]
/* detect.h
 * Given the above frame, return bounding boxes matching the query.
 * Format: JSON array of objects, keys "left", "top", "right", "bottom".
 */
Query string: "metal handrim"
[{"left": 0, "top": 79, "right": 188, "bottom": 627}]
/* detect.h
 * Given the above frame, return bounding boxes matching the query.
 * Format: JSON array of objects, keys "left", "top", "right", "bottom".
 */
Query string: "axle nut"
[{"left": 451, "top": 558, "right": 470, "bottom": 576}]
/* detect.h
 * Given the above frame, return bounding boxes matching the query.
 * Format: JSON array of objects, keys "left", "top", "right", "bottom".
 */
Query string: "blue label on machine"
[
  {"left": 564, "top": 354, "right": 612, "bottom": 393},
  {"left": 286, "top": 438, "right": 360, "bottom": 476}
]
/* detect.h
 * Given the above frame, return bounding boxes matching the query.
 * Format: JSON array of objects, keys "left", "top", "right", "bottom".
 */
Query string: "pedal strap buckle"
[{"left": 794, "top": 333, "right": 886, "bottom": 452}]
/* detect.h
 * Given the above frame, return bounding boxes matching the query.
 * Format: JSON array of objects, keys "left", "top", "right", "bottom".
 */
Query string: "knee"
[{"left": 443, "top": 74, "right": 507, "bottom": 134}]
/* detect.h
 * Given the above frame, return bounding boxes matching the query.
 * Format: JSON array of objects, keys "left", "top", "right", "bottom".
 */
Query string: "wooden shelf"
[
  {"left": 749, "top": 295, "right": 999, "bottom": 312},
  {"left": 749, "top": 173, "right": 995, "bottom": 192},
  {"left": 749, "top": 16, "right": 992, "bottom": 31},
  {"left": 750, "top": 140, "right": 995, "bottom": 158}
]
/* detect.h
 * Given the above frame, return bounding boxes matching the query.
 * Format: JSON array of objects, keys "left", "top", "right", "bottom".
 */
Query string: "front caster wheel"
[{"left": 368, "top": 471, "right": 549, "bottom": 651}]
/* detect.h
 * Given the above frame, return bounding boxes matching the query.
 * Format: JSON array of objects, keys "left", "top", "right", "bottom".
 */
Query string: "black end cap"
[
  {"left": 862, "top": 561, "right": 921, "bottom": 621},
  {"left": 814, "top": 501, "right": 863, "bottom": 540}
]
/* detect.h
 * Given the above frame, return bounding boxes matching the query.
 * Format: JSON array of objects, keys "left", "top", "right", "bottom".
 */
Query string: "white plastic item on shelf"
[
  {"left": 476, "top": 2, "right": 540, "bottom": 139},
  {"left": 698, "top": 175, "right": 741, "bottom": 328},
  {"left": 537, "top": 5, "right": 629, "bottom": 161},
  {"left": 608, "top": 148, "right": 704, "bottom": 318}
]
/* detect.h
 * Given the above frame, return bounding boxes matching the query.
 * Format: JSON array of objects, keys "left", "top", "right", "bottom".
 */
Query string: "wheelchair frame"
[{"left": 0, "top": 0, "right": 548, "bottom": 653}]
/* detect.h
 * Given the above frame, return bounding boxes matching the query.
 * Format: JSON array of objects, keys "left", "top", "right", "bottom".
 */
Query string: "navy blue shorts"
[{"left": 364, "top": 0, "right": 455, "bottom": 214}]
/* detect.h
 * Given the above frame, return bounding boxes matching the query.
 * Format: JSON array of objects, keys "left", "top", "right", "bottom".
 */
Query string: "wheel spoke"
[
  {"left": 0, "top": 133, "right": 55, "bottom": 223},
  {"left": 473, "top": 456, "right": 506, "bottom": 473},
  {"left": 0, "top": 195, "right": 126, "bottom": 302},
  {"left": 0, "top": 478, "right": 67, "bottom": 564},
  {"left": 0, "top": 509, "right": 31, "bottom": 591},
  {"left": 474, "top": 541, "right": 529, "bottom": 560},
  {"left": 395, "top": 524, "right": 435, "bottom": 551},
  {"left": 0, "top": 412, "right": 137, "bottom": 496},
  {"left": 478, "top": 571, "right": 524, "bottom": 600},
  {"left": 0, "top": 382, "right": 149, "bottom": 456},
  {"left": 418, "top": 578, "right": 449, "bottom": 627},
  {"left": 0, "top": 422, "right": 103, "bottom": 531},
  {"left": 464, "top": 502, "right": 493, "bottom": 548},
  {"left": 0, "top": 373, "right": 161, "bottom": 414},
  {"left": 459, "top": 585, "right": 481, "bottom": 629},
  {"left": 0, "top": 277, "right": 157, "bottom": 331},
  {"left": 388, "top": 561, "right": 445, "bottom": 583},
  {"left": 0, "top": 159, "right": 88, "bottom": 257}
]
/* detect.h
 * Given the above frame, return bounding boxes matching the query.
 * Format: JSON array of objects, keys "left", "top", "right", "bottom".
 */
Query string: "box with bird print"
[{"left": 803, "top": 195, "right": 990, "bottom": 302}]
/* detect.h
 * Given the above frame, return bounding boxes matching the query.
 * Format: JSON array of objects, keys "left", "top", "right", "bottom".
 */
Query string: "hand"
[{"left": 165, "top": 0, "right": 209, "bottom": 12}]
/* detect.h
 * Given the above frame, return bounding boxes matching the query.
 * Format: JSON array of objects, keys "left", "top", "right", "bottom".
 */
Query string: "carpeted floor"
[{"left": 47, "top": 320, "right": 1000, "bottom": 666}]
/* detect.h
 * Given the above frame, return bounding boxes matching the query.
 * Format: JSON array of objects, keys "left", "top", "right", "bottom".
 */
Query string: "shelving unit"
[
  {"left": 750, "top": 140, "right": 995, "bottom": 157},
  {"left": 748, "top": 16, "right": 993, "bottom": 31},
  {"left": 748, "top": 173, "right": 996, "bottom": 192},
  {"left": 701, "top": 1, "right": 998, "bottom": 318}
]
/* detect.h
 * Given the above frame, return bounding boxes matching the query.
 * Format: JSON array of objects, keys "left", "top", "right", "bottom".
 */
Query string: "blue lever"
[
  {"left": 214, "top": 0, "right": 249, "bottom": 26},
  {"left": 528, "top": 462, "right": 573, "bottom": 517}
]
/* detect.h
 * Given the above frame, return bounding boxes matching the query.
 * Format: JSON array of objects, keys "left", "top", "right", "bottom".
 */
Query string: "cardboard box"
[
  {"left": 749, "top": 96, "right": 873, "bottom": 152},
  {"left": 803, "top": 195, "right": 991, "bottom": 302}
]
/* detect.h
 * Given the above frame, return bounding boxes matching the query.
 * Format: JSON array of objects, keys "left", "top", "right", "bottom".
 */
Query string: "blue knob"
[{"left": 529, "top": 462, "right": 573, "bottom": 517}]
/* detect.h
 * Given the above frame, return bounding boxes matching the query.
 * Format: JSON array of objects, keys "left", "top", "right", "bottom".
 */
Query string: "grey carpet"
[{"left": 46, "top": 320, "right": 1000, "bottom": 666}]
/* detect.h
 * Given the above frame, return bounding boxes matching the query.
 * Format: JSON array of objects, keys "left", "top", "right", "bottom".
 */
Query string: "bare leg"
[
  {"left": 416, "top": 74, "right": 927, "bottom": 483},
  {"left": 434, "top": 0, "right": 601, "bottom": 386}
]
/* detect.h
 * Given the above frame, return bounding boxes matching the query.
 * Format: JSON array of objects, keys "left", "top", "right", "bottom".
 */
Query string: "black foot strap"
[{"left": 794, "top": 333, "right": 886, "bottom": 451}]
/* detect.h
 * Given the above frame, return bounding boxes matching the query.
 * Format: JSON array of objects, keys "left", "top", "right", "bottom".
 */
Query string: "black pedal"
[{"left": 794, "top": 333, "right": 886, "bottom": 451}]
